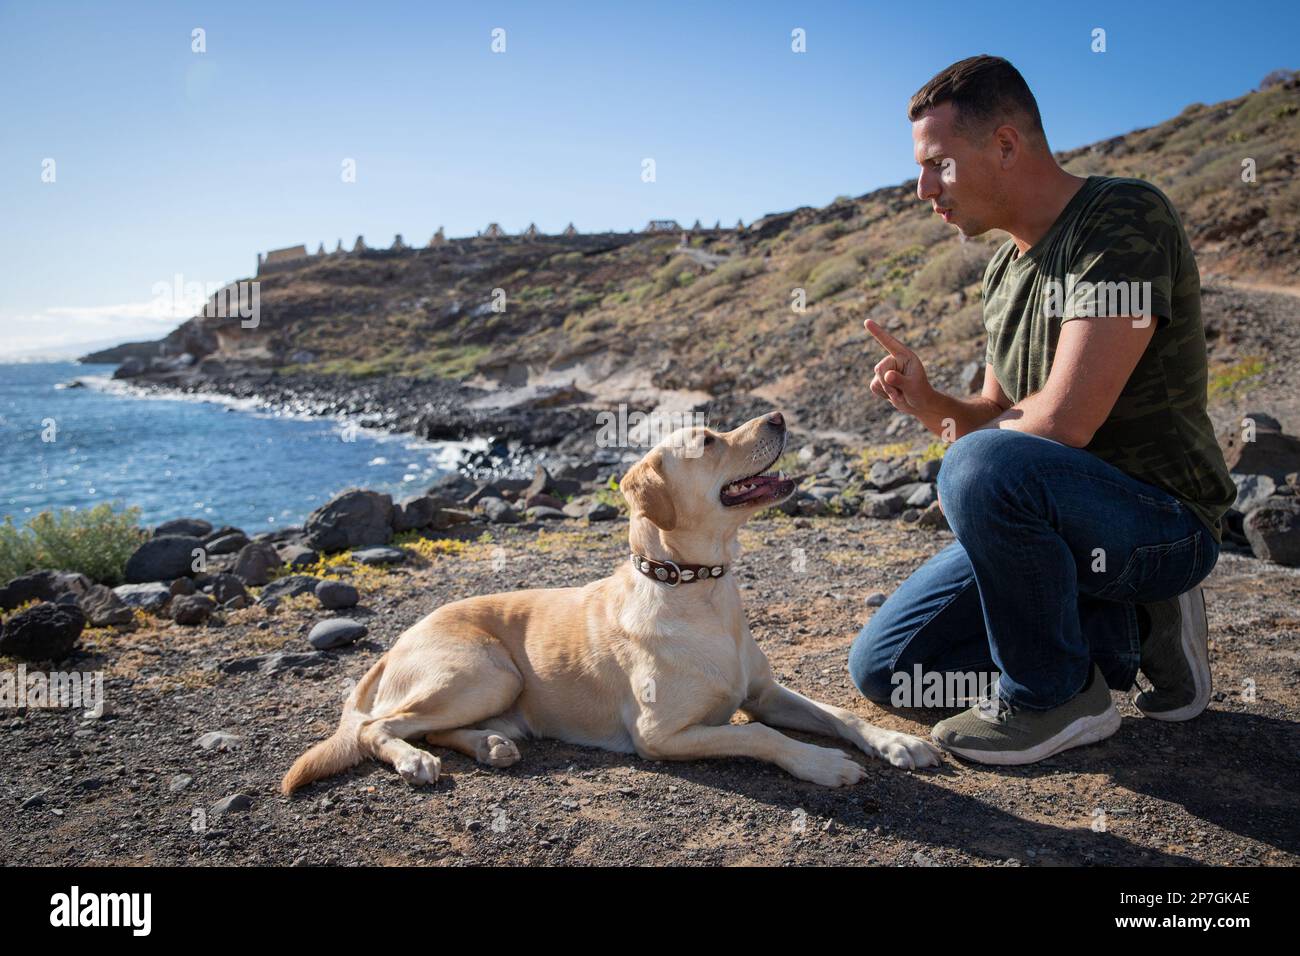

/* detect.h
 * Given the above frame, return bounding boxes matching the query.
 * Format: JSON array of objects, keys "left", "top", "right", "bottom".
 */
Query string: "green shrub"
[
  {"left": 0, "top": 503, "right": 147, "bottom": 585},
  {"left": 902, "top": 242, "right": 989, "bottom": 307}
]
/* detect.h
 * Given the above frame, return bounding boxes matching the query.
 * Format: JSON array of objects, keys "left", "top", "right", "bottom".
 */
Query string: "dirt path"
[{"left": 2, "top": 517, "right": 1297, "bottom": 866}]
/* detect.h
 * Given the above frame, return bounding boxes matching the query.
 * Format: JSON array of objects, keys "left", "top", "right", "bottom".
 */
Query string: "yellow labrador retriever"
[{"left": 282, "top": 411, "right": 940, "bottom": 794}]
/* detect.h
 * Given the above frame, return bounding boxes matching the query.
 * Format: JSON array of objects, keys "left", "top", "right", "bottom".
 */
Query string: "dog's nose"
[{"left": 766, "top": 412, "right": 784, "bottom": 429}]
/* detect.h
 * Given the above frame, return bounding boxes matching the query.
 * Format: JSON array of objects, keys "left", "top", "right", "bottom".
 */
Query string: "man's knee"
[
  {"left": 937, "top": 430, "right": 1044, "bottom": 523},
  {"left": 847, "top": 619, "right": 899, "bottom": 705}
]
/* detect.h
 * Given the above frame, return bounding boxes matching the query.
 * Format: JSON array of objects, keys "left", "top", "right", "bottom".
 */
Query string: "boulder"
[
  {"left": 257, "top": 575, "right": 321, "bottom": 604},
  {"left": 916, "top": 458, "right": 943, "bottom": 482},
  {"left": 464, "top": 483, "right": 508, "bottom": 507},
  {"left": 1231, "top": 474, "right": 1276, "bottom": 515},
  {"left": 391, "top": 494, "right": 446, "bottom": 532},
  {"left": 112, "top": 582, "right": 171, "bottom": 612},
  {"left": 867, "top": 460, "right": 913, "bottom": 491},
  {"left": 432, "top": 508, "right": 475, "bottom": 529},
  {"left": 124, "top": 535, "right": 205, "bottom": 583},
  {"left": 276, "top": 543, "right": 319, "bottom": 570},
  {"left": 906, "top": 483, "right": 937, "bottom": 508},
  {"left": 479, "top": 497, "right": 520, "bottom": 524},
  {"left": 523, "top": 492, "right": 567, "bottom": 511},
  {"left": 351, "top": 546, "right": 407, "bottom": 565},
  {"left": 303, "top": 490, "right": 394, "bottom": 552},
  {"left": 315, "top": 580, "right": 359, "bottom": 610},
  {"left": 860, "top": 492, "right": 905, "bottom": 518},
  {"left": 308, "top": 618, "right": 368, "bottom": 650},
  {"left": 586, "top": 502, "right": 619, "bottom": 521},
  {"left": 1219, "top": 415, "right": 1300, "bottom": 481},
  {"left": 916, "top": 501, "right": 950, "bottom": 530},
  {"left": 0, "top": 602, "right": 86, "bottom": 660},
  {"left": 0, "top": 570, "right": 92, "bottom": 612},
  {"left": 205, "top": 531, "right": 250, "bottom": 556},
  {"left": 171, "top": 594, "right": 216, "bottom": 625},
  {"left": 78, "top": 584, "right": 135, "bottom": 627},
  {"left": 1243, "top": 500, "right": 1300, "bottom": 566},
  {"left": 524, "top": 506, "right": 569, "bottom": 521},
  {"left": 153, "top": 517, "right": 213, "bottom": 538},
  {"left": 169, "top": 577, "right": 196, "bottom": 597},
  {"left": 207, "top": 573, "right": 249, "bottom": 607},
  {"left": 232, "top": 542, "right": 283, "bottom": 587}
]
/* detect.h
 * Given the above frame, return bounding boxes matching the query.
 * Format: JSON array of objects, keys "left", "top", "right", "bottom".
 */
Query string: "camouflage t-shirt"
[{"left": 982, "top": 175, "right": 1235, "bottom": 542}]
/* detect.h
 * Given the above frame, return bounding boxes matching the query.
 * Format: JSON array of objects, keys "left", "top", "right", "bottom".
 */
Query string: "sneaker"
[
  {"left": 1133, "top": 586, "right": 1212, "bottom": 721},
  {"left": 930, "top": 664, "right": 1121, "bottom": 765}
]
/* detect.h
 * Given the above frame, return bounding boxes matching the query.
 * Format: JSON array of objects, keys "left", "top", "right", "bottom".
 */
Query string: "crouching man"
[{"left": 848, "top": 55, "right": 1236, "bottom": 765}]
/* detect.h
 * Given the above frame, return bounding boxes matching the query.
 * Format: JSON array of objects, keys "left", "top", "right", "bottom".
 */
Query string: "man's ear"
[{"left": 619, "top": 449, "right": 677, "bottom": 531}]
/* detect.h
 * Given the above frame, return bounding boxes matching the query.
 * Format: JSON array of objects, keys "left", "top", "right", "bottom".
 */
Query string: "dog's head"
[{"left": 619, "top": 412, "right": 797, "bottom": 541}]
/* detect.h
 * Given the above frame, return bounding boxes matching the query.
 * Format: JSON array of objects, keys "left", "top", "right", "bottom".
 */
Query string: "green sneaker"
[
  {"left": 930, "top": 664, "right": 1121, "bottom": 765},
  {"left": 1133, "top": 586, "right": 1212, "bottom": 721}
]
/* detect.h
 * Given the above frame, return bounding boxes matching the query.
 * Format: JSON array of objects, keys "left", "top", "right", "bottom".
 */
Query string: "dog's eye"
[{"left": 703, "top": 434, "right": 715, "bottom": 446}]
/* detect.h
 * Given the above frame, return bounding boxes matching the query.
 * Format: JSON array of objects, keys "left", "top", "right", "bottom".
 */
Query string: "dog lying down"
[{"left": 282, "top": 411, "right": 940, "bottom": 795}]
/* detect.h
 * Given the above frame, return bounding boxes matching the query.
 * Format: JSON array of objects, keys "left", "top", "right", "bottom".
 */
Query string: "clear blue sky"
[{"left": 1, "top": 0, "right": 1294, "bottom": 355}]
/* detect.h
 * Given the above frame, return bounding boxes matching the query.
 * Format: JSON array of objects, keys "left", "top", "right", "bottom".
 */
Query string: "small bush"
[
  {"left": 902, "top": 242, "right": 989, "bottom": 308},
  {"left": 0, "top": 503, "right": 147, "bottom": 585}
]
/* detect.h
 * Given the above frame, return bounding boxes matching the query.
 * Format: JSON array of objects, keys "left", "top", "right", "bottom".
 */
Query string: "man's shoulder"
[{"left": 1080, "top": 176, "right": 1184, "bottom": 236}]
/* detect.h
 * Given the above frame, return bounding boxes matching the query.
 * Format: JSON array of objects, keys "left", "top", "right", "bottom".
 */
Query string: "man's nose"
[{"left": 917, "top": 169, "right": 938, "bottom": 202}]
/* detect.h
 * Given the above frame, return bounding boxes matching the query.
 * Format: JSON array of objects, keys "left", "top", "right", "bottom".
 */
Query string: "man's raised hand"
[{"left": 865, "top": 318, "right": 935, "bottom": 414}]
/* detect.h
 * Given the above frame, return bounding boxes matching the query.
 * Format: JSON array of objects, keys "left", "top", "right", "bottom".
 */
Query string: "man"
[{"left": 848, "top": 55, "right": 1236, "bottom": 765}]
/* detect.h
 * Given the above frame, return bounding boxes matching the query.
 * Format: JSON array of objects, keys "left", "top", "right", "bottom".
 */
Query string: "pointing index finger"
[{"left": 864, "top": 318, "right": 910, "bottom": 358}]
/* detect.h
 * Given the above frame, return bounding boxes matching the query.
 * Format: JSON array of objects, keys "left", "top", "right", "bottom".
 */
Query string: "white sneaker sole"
[
  {"left": 1135, "top": 587, "right": 1212, "bottom": 722},
  {"left": 934, "top": 703, "right": 1122, "bottom": 766}
]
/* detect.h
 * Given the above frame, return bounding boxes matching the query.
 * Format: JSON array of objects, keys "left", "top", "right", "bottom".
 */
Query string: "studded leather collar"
[{"left": 630, "top": 552, "right": 726, "bottom": 587}]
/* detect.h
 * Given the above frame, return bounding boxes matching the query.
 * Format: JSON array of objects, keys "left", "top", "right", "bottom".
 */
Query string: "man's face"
[{"left": 912, "top": 102, "right": 1006, "bottom": 238}]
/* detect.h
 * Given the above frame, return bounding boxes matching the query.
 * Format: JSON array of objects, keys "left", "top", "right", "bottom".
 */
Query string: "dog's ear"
[{"left": 619, "top": 449, "right": 677, "bottom": 531}]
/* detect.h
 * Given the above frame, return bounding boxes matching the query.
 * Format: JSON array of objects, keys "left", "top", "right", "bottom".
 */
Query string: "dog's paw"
[
  {"left": 873, "top": 731, "right": 943, "bottom": 770},
  {"left": 395, "top": 750, "right": 441, "bottom": 786},
  {"left": 475, "top": 734, "right": 520, "bottom": 768},
  {"left": 792, "top": 745, "right": 866, "bottom": 787}
]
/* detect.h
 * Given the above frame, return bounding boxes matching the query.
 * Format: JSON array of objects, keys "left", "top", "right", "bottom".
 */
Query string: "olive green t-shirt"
[{"left": 982, "top": 175, "right": 1235, "bottom": 542}]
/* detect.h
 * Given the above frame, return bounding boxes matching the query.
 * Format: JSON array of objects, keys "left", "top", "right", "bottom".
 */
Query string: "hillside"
[{"left": 101, "top": 74, "right": 1300, "bottom": 452}]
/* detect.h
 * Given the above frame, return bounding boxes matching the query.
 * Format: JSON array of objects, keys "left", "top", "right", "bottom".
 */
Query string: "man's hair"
[{"left": 908, "top": 55, "right": 1046, "bottom": 145}]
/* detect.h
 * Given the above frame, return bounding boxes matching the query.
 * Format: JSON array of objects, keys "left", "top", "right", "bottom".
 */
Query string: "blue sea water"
[{"left": 0, "top": 362, "right": 482, "bottom": 532}]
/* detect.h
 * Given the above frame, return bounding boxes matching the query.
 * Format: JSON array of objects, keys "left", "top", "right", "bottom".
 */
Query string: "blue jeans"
[{"left": 848, "top": 429, "right": 1220, "bottom": 711}]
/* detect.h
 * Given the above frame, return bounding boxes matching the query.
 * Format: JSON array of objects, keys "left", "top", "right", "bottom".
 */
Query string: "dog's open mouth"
[{"left": 720, "top": 461, "right": 798, "bottom": 508}]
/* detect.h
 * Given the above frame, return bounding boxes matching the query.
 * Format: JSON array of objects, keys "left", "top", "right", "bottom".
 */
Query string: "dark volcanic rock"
[
  {"left": 153, "top": 517, "right": 213, "bottom": 538},
  {"left": 258, "top": 575, "right": 321, "bottom": 604},
  {"left": 171, "top": 594, "right": 216, "bottom": 625},
  {"left": 315, "top": 580, "right": 359, "bottom": 610},
  {"left": 0, "top": 570, "right": 92, "bottom": 612},
  {"left": 232, "top": 542, "right": 283, "bottom": 587},
  {"left": 308, "top": 618, "right": 368, "bottom": 650},
  {"left": 0, "top": 602, "right": 86, "bottom": 660},
  {"left": 78, "top": 584, "right": 135, "bottom": 627},
  {"left": 112, "top": 582, "right": 171, "bottom": 612},
  {"left": 303, "top": 490, "right": 394, "bottom": 552},
  {"left": 1244, "top": 500, "right": 1300, "bottom": 566},
  {"left": 124, "top": 535, "right": 205, "bottom": 583}
]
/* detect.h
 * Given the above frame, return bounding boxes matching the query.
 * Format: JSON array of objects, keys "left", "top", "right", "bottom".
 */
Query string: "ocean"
[{"left": 0, "top": 361, "right": 483, "bottom": 532}]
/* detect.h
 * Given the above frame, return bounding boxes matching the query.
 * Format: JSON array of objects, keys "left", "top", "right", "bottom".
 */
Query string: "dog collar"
[{"left": 630, "top": 552, "right": 726, "bottom": 588}]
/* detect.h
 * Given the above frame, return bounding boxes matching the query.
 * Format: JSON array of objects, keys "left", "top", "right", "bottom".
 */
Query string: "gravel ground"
[{"left": 3, "top": 515, "right": 1297, "bottom": 867}]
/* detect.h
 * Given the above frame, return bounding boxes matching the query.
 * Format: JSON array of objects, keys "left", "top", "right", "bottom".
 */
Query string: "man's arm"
[{"left": 974, "top": 316, "right": 1156, "bottom": 446}]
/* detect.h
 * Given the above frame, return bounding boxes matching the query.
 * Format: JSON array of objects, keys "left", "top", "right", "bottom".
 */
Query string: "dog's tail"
[{"left": 280, "top": 654, "right": 387, "bottom": 795}]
